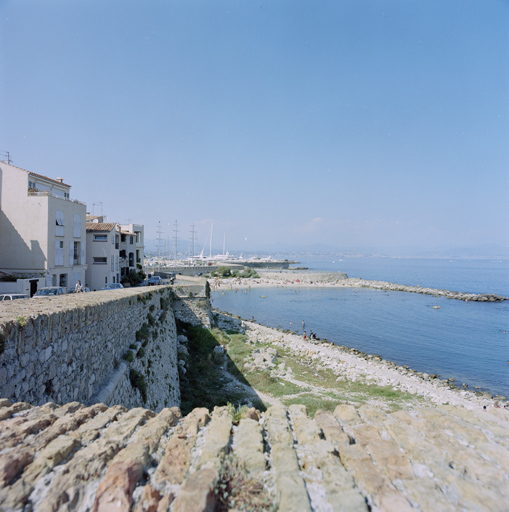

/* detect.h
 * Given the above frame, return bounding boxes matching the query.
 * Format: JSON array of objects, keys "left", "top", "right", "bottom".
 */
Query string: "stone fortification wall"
[
  {"left": 0, "top": 286, "right": 180, "bottom": 411},
  {"left": 171, "top": 277, "right": 214, "bottom": 328}
]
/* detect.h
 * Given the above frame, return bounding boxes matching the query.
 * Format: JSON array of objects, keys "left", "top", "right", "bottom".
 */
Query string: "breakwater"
[{"left": 347, "top": 278, "right": 508, "bottom": 302}]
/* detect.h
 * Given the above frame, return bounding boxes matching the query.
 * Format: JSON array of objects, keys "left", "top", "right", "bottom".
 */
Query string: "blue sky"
[{"left": 1, "top": 0, "right": 508, "bottom": 254}]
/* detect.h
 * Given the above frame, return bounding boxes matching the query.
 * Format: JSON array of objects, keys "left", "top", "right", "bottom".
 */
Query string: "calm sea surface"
[{"left": 211, "top": 257, "right": 509, "bottom": 398}]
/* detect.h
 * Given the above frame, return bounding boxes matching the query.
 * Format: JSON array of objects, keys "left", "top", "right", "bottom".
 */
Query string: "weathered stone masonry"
[{"left": 0, "top": 286, "right": 184, "bottom": 411}]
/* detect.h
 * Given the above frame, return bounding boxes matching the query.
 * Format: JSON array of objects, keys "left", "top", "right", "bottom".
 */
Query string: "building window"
[
  {"left": 121, "top": 234, "right": 126, "bottom": 242},
  {"left": 115, "top": 235, "right": 119, "bottom": 249},
  {"left": 93, "top": 257, "right": 107, "bottom": 265},
  {"left": 129, "top": 252, "right": 134, "bottom": 267},
  {"left": 56, "top": 210, "right": 65, "bottom": 237},
  {"left": 64, "top": 192, "right": 69, "bottom": 199},
  {"left": 130, "top": 235, "right": 134, "bottom": 244},
  {"left": 93, "top": 234, "right": 108, "bottom": 242},
  {"left": 59, "top": 274, "right": 67, "bottom": 288},
  {"left": 74, "top": 242, "right": 80, "bottom": 265}
]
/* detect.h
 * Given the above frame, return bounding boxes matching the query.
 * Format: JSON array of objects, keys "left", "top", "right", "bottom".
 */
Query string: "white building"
[
  {"left": 119, "top": 223, "right": 144, "bottom": 278},
  {"left": 85, "top": 221, "right": 120, "bottom": 291},
  {"left": 85, "top": 218, "right": 145, "bottom": 289},
  {"left": 0, "top": 161, "right": 87, "bottom": 293}
]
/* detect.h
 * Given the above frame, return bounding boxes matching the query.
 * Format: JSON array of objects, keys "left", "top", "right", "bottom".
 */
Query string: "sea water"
[{"left": 211, "top": 258, "right": 509, "bottom": 398}]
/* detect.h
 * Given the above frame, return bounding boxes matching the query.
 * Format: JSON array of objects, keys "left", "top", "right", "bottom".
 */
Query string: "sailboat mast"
[{"left": 209, "top": 223, "right": 213, "bottom": 258}]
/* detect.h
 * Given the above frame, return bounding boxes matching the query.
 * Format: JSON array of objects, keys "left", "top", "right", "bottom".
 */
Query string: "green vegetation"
[
  {"left": 175, "top": 314, "right": 425, "bottom": 418},
  {"left": 16, "top": 317, "right": 27, "bottom": 328},
  {"left": 137, "top": 347, "right": 146, "bottom": 358},
  {"left": 122, "top": 351, "right": 134, "bottom": 363},
  {"left": 129, "top": 369, "right": 148, "bottom": 402},
  {"left": 136, "top": 323, "right": 150, "bottom": 342},
  {"left": 0, "top": 331, "right": 6, "bottom": 356},
  {"left": 160, "top": 296, "right": 170, "bottom": 310},
  {"left": 218, "top": 266, "right": 231, "bottom": 277},
  {"left": 129, "top": 343, "right": 137, "bottom": 350},
  {"left": 149, "top": 304, "right": 155, "bottom": 312},
  {"left": 147, "top": 313, "right": 156, "bottom": 326},
  {"left": 122, "top": 269, "right": 146, "bottom": 287},
  {"left": 177, "top": 323, "right": 258, "bottom": 415},
  {"left": 281, "top": 394, "right": 338, "bottom": 417}
]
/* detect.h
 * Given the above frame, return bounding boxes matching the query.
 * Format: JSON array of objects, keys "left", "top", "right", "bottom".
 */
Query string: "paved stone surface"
[{"left": 0, "top": 398, "right": 508, "bottom": 512}]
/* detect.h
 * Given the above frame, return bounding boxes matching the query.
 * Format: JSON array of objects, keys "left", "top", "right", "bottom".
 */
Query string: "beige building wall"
[
  {"left": 0, "top": 162, "right": 86, "bottom": 291},
  {"left": 85, "top": 225, "right": 120, "bottom": 291}
]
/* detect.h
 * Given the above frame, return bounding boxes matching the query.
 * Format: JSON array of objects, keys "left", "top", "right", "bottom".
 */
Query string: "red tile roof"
[{"left": 86, "top": 222, "right": 117, "bottom": 232}]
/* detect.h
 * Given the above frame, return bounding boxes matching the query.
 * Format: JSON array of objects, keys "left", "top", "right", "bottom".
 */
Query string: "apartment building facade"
[
  {"left": 85, "top": 222, "right": 120, "bottom": 291},
  {"left": 0, "top": 161, "right": 86, "bottom": 293}
]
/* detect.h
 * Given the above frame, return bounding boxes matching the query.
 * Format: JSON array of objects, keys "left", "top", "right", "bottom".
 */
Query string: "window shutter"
[
  {"left": 69, "top": 241, "right": 74, "bottom": 266},
  {"left": 56, "top": 211, "right": 65, "bottom": 236},
  {"left": 73, "top": 214, "right": 81, "bottom": 238}
]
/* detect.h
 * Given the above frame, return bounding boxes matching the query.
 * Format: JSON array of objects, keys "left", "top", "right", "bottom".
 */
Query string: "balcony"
[{"left": 28, "top": 190, "right": 86, "bottom": 206}]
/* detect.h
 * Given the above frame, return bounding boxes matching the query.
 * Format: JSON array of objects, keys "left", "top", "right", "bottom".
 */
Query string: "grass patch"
[
  {"left": 245, "top": 371, "right": 307, "bottom": 398},
  {"left": 282, "top": 394, "right": 339, "bottom": 417}
]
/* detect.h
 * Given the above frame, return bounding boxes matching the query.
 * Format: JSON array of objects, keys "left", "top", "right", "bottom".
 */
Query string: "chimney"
[{"left": 56, "top": 177, "right": 64, "bottom": 183}]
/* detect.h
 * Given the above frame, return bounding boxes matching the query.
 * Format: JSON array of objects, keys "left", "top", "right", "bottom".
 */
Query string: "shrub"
[
  {"left": 129, "top": 369, "right": 147, "bottom": 402},
  {"left": 137, "top": 347, "right": 146, "bottom": 358},
  {"left": 129, "top": 343, "right": 137, "bottom": 350},
  {"left": 218, "top": 266, "right": 231, "bottom": 278},
  {"left": 136, "top": 323, "right": 150, "bottom": 342},
  {"left": 122, "top": 269, "right": 146, "bottom": 287},
  {"left": 149, "top": 304, "right": 155, "bottom": 313},
  {"left": 0, "top": 331, "right": 6, "bottom": 356},
  {"left": 123, "top": 351, "right": 134, "bottom": 363}
]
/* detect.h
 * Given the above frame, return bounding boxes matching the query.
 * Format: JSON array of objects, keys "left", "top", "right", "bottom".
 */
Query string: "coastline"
[{"left": 214, "top": 311, "right": 506, "bottom": 410}]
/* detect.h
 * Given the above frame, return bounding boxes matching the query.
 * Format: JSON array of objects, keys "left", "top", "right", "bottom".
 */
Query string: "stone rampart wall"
[{"left": 0, "top": 286, "right": 181, "bottom": 411}]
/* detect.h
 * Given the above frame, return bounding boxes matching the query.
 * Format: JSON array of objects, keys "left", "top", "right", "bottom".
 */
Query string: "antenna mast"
[
  {"left": 0, "top": 151, "right": 12, "bottom": 164},
  {"left": 190, "top": 222, "right": 197, "bottom": 258},
  {"left": 209, "top": 223, "right": 213, "bottom": 258},
  {"left": 156, "top": 222, "right": 163, "bottom": 273}
]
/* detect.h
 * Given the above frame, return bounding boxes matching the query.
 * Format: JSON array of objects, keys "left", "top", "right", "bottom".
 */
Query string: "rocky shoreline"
[{"left": 214, "top": 312, "right": 507, "bottom": 409}]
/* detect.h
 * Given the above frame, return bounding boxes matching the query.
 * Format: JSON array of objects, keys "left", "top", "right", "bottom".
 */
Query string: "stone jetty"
[{"left": 0, "top": 398, "right": 508, "bottom": 511}]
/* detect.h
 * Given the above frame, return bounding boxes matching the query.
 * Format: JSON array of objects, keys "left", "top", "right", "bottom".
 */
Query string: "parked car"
[
  {"left": 148, "top": 276, "right": 162, "bottom": 286},
  {"left": 32, "top": 287, "right": 66, "bottom": 297},
  {"left": 102, "top": 283, "right": 124, "bottom": 290},
  {"left": 0, "top": 293, "right": 30, "bottom": 301}
]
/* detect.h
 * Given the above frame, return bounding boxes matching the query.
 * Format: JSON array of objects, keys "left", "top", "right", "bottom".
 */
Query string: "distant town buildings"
[{"left": 0, "top": 160, "right": 144, "bottom": 295}]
